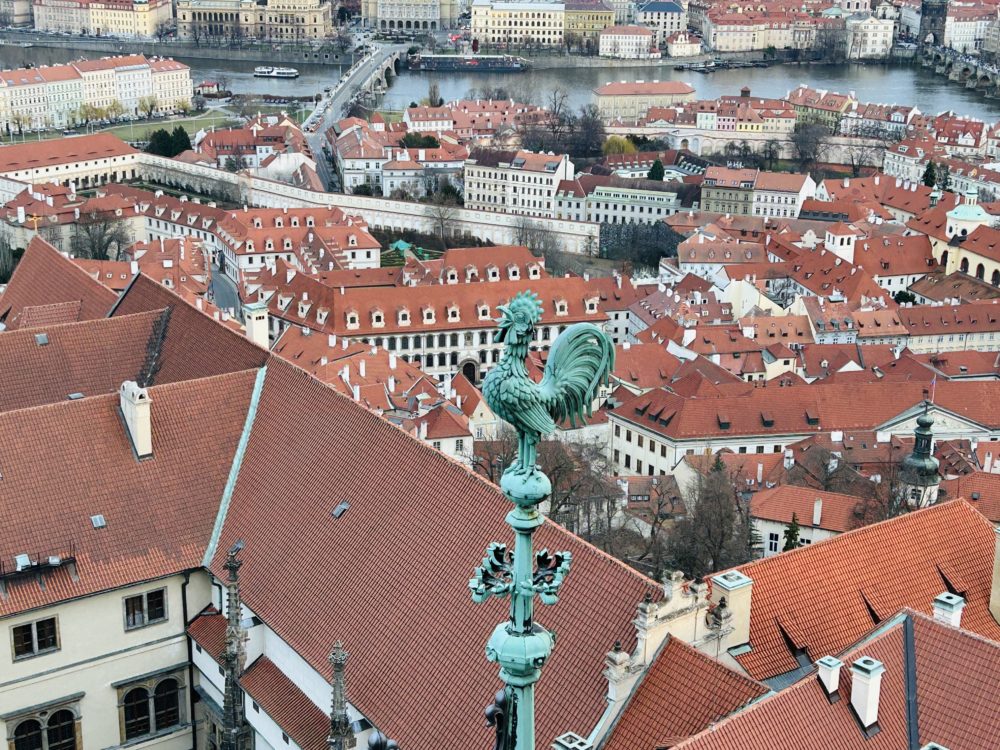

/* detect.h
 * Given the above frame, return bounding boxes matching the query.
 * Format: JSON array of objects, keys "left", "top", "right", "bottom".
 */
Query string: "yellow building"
[
  {"left": 88, "top": 0, "right": 172, "bottom": 36},
  {"left": 564, "top": 0, "right": 615, "bottom": 47},
  {"left": 471, "top": 0, "right": 565, "bottom": 48},
  {"left": 593, "top": 79, "right": 696, "bottom": 120}
]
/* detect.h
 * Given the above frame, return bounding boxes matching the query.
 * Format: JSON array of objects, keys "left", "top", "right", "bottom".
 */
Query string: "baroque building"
[
  {"left": 175, "top": 0, "right": 334, "bottom": 41},
  {"left": 362, "top": 0, "right": 458, "bottom": 31}
]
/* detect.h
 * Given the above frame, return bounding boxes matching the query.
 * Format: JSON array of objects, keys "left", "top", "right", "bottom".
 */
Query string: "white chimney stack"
[
  {"left": 243, "top": 301, "right": 270, "bottom": 349},
  {"left": 388, "top": 375, "right": 396, "bottom": 392},
  {"left": 119, "top": 381, "right": 152, "bottom": 458},
  {"left": 389, "top": 353, "right": 397, "bottom": 370},
  {"left": 850, "top": 657, "right": 885, "bottom": 731},
  {"left": 756, "top": 462, "right": 763, "bottom": 484},
  {"left": 359, "top": 358, "right": 366, "bottom": 378},
  {"left": 419, "top": 420, "right": 428, "bottom": 440},
  {"left": 816, "top": 655, "right": 842, "bottom": 700},
  {"left": 812, "top": 498, "right": 823, "bottom": 527},
  {"left": 352, "top": 384, "right": 360, "bottom": 401},
  {"left": 783, "top": 448, "right": 794, "bottom": 470},
  {"left": 932, "top": 592, "right": 965, "bottom": 627},
  {"left": 328, "top": 334, "right": 337, "bottom": 347}
]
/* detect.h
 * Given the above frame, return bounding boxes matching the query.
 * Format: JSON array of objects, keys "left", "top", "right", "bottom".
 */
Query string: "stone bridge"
[{"left": 923, "top": 47, "right": 1000, "bottom": 94}]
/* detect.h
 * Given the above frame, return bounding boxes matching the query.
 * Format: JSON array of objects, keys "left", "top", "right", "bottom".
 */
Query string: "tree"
[
  {"left": 139, "top": 95, "right": 159, "bottom": 119},
  {"left": 352, "top": 183, "right": 374, "bottom": 196},
  {"left": 782, "top": 513, "right": 801, "bottom": 551},
  {"left": 399, "top": 132, "right": 440, "bottom": 149},
  {"left": 427, "top": 81, "right": 443, "bottom": 107},
  {"left": 224, "top": 152, "right": 249, "bottom": 172},
  {"left": 602, "top": 136, "right": 635, "bottom": 156},
  {"left": 921, "top": 162, "right": 937, "bottom": 188},
  {"left": 893, "top": 290, "right": 916, "bottom": 304},
  {"left": 667, "top": 459, "right": 753, "bottom": 577},
  {"left": 192, "top": 95, "right": 207, "bottom": 112},
  {"left": 572, "top": 104, "right": 605, "bottom": 158},
  {"left": 0, "top": 234, "right": 17, "bottom": 283},
  {"left": 936, "top": 163, "right": 951, "bottom": 191},
  {"left": 790, "top": 123, "right": 831, "bottom": 173},
  {"left": 76, "top": 103, "right": 103, "bottom": 126},
  {"left": 70, "top": 212, "right": 132, "bottom": 261},
  {"left": 155, "top": 21, "right": 171, "bottom": 42},
  {"left": 647, "top": 159, "right": 665, "bottom": 181},
  {"left": 762, "top": 139, "right": 781, "bottom": 170},
  {"left": 427, "top": 193, "right": 460, "bottom": 249},
  {"left": 171, "top": 126, "right": 192, "bottom": 155},
  {"left": 145, "top": 128, "right": 175, "bottom": 156},
  {"left": 513, "top": 215, "right": 562, "bottom": 269}
]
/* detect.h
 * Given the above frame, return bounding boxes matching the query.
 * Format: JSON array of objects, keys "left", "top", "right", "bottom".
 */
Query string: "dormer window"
[
  {"left": 487, "top": 266, "right": 499, "bottom": 281},
  {"left": 291, "top": 216, "right": 300, "bottom": 227},
  {"left": 265, "top": 240, "right": 274, "bottom": 251},
  {"left": 348, "top": 235, "right": 357, "bottom": 247},
  {"left": 508, "top": 266, "right": 520, "bottom": 280},
  {"left": 317, "top": 308, "right": 329, "bottom": 325},
  {"left": 346, "top": 310, "right": 359, "bottom": 330},
  {"left": 585, "top": 298, "right": 598, "bottom": 314},
  {"left": 283, "top": 238, "right": 292, "bottom": 250},
  {"left": 297, "top": 300, "right": 310, "bottom": 318},
  {"left": 446, "top": 269, "right": 458, "bottom": 284},
  {"left": 447, "top": 305, "right": 460, "bottom": 322},
  {"left": 306, "top": 216, "right": 315, "bottom": 227},
  {"left": 423, "top": 307, "right": 435, "bottom": 324},
  {"left": 555, "top": 299, "right": 568, "bottom": 316},
  {"left": 528, "top": 264, "right": 541, "bottom": 279},
  {"left": 275, "top": 217, "right": 284, "bottom": 228},
  {"left": 253, "top": 218, "right": 262, "bottom": 228},
  {"left": 372, "top": 309, "right": 384, "bottom": 327},
  {"left": 466, "top": 267, "right": 478, "bottom": 282},
  {"left": 398, "top": 308, "right": 410, "bottom": 326},
  {"left": 478, "top": 304, "right": 490, "bottom": 320}
]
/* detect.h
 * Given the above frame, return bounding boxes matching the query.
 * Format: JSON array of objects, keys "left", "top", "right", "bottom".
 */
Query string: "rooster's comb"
[{"left": 506, "top": 290, "right": 543, "bottom": 324}]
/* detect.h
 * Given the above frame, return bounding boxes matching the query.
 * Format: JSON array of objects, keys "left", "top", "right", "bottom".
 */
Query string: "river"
[{"left": 3, "top": 44, "right": 1000, "bottom": 121}]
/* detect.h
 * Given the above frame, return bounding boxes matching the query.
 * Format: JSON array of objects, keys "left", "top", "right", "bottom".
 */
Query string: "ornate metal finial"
[
  {"left": 328, "top": 641, "right": 355, "bottom": 750},
  {"left": 367, "top": 731, "right": 398, "bottom": 750},
  {"left": 471, "top": 295, "right": 616, "bottom": 750}
]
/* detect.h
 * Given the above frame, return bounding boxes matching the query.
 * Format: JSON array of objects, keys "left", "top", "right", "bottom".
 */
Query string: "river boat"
[
  {"left": 408, "top": 54, "right": 528, "bottom": 72},
  {"left": 254, "top": 66, "right": 300, "bottom": 78}
]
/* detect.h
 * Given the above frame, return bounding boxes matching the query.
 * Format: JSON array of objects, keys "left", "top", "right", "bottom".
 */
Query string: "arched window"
[
  {"left": 13, "top": 720, "right": 42, "bottom": 750},
  {"left": 46, "top": 711, "right": 76, "bottom": 750},
  {"left": 960, "top": 258, "right": 970, "bottom": 273},
  {"left": 992, "top": 270, "right": 999, "bottom": 287},
  {"left": 154, "top": 680, "right": 181, "bottom": 731},
  {"left": 977, "top": 263, "right": 985, "bottom": 280},
  {"left": 124, "top": 688, "right": 151, "bottom": 740},
  {"left": 940, "top": 250, "right": 949, "bottom": 268}
]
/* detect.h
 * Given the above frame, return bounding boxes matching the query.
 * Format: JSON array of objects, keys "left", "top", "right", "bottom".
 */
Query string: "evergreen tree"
[
  {"left": 647, "top": 159, "right": 665, "bottom": 182},
  {"left": 171, "top": 126, "right": 192, "bottom": 155},
  {"left": 922, "top": 161, "right": 936, "bottom": 188},
  {"left": 936, "top": 163, "right": 951, "bottom": 191},
  {"left": 145, "top": 129, "right": 174, "bottom": 157},
  {"left": 782, "top": 512, "right": 801, "bottom": 551}
]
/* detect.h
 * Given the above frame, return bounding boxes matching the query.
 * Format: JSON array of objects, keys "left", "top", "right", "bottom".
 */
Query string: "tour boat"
[{"left": 254, "top": 66, "right": 300, "bottom": 78}]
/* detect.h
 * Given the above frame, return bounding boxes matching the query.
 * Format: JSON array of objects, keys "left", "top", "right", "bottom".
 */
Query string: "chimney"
[
  {"left": 709, "top": 570, "right": 752, "bottom": 647},
  {"left": 243, "top": 301, "right": 270, "bottom": 349},
  {"left": 812, "top": 497, "right": 823, "bottom": 527},
  {"left": 352, "top": 384, "right": 360, "bottom": 401},
  {"left": 388, "top": 375, "right": 396, "bottom": 392},
  {"left": 119, "top": 381, "right": 152, "bottom": 459},
  {"left": 783, "top": 448, "right": 794, "bottom": 470},
  {"left": 991, "top": 528, "right": 1000, "bottom": 622},
  {"left": 932, "top": 592, "right": 965, "bottom": 627},
  {"left": 756, "top": 462, "right": 763, "bottom": 484},
  {"left": 16, "top": 205, "right": 25, "bottom": 224},
  {"left": 389, "top": 353, "right": 397, "bottom": 370},
  {"left": 328, "top": 334, "right": 337, "bottom": 347},
  {"left": 850, "top": 657, "right": 885, "bottom": 733},
  {"left": 359, "top": 358, "right": 366, "bottom": 378},
  {"left": 816, "top": 655, "right": 842, "bottom": 702},
  {"left": 419, "top": 420, "right": 428, "bottom": 440}
]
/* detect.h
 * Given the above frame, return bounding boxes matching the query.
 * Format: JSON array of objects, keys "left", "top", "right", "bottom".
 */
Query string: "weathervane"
[{"left": 472, "top": 291, "right": 615, "bottom": 750}]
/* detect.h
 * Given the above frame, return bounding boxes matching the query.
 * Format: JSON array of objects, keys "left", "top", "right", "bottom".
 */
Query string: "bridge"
[
  {"left": 302, "top": 43, "right": 407, "bottom": 188},
  {"left": 922, "top": 45, "right": 1000, "bottom": 94}
]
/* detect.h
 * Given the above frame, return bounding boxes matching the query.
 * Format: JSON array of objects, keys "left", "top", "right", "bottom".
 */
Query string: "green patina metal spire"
[{"left": 472, "top": 291, "right": 615, "bottom": 750}]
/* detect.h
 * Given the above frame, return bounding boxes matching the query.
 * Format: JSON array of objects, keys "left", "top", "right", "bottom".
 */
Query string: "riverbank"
[{"left": 0, "top": 30, "right": 355, "bottom": 66}]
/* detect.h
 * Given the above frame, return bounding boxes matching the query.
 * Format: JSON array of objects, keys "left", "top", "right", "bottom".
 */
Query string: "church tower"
[
  {"left": 900, "top": 403, "right": 940, "bottom": 509},
  {"left": 327, "top": 642, "right": 356, "bottom": 750},
  {"left": 919, "top": 0, "right": 948, "bottom": 46}
]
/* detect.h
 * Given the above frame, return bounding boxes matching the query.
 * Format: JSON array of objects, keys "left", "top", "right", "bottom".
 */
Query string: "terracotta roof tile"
[
  {"left": 0, "top": 237, "right": 117, "bottom": 330},
  {"left": 603, "top": 637, "right": 769, "bottom": 750},
  {"left": 210, "top": 357, "right": 660, "bottom": 750},
  {"left": 241, "top": 657, "right": 329, "bottom": 750},
  {"left": 750, "top": 485, "right": 861, "bottom": 533},
  {"left": 730, "top": 500, "right": 1000, "bottom": 681},
  {"left": 187, "top": 607, "right": 225, "bottom": 660},
  {"left": 0, "top": 370, "right": 258, "bottom": 616}
]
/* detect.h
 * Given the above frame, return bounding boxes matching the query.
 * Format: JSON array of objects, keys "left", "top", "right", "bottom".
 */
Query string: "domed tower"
[{"left": 900, "top": 403, "right": 940, "bottom": 509}]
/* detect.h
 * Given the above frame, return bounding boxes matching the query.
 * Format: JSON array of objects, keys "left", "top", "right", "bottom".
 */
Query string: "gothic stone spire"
[
  {"left": 221, "top": 541, "right": 250, "bottom": 750},
  {"left": 328, "top": 641, "right": 356, "bottom": 750}
]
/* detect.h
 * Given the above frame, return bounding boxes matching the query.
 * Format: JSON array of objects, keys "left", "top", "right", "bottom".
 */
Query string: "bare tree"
[
  {"left": 790, "top": 123, "right": 831, "bottom": 173},
  {"left": 70, "top": 212, "right": 133, "bottom": 261},
  {"left": 139, "top": 95, "right": 159, "bottom": 119},
  {"left": 427, "top": 193, "right": 460, "bottom": 249}
]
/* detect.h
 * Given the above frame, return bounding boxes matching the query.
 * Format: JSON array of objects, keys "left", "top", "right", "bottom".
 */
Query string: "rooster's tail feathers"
[{"left": 539, "top": 322, "right": 615, "bottom": 428}]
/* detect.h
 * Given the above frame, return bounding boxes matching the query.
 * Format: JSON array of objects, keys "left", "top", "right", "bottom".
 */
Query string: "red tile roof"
[
  {"left": 729, "top": 500, "right": 1000, "bottom": 681},
  {"left": 0, "top": 369, "right": 258, "bottom": 616},
  {"left": 209, "top": 357, "right": 660, "bottom": 750},
  {"left": 0, "top": 133, "right": 136, "bottom": 172},
  {"left": 0, "top": 309, "right": 165, "bottom": 412},
  {"left": 112, "top": 274, "right": 269, "bottom": 383},
  {"left": 0, "top": 237, "right": 117, "bottom": 330},
  {"left": 603, "top": 637, "right": 769, "bottom": 750},
  {"left": 187, "top": 607, "right": 225, "bottom": 660},
  {"left": 940, "top": 472, "right": 1000, "bottom": 523},
  {"left": 750, "top": 485, "right": 861, "bottom": 533},
  {"left": 241, "top": 657, "right": 330, "bottom": 750}
]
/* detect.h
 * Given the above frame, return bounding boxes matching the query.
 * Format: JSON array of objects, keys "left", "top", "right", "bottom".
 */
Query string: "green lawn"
[{"left": 102, "top": 111, "right": 239, "bottom": 142}]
